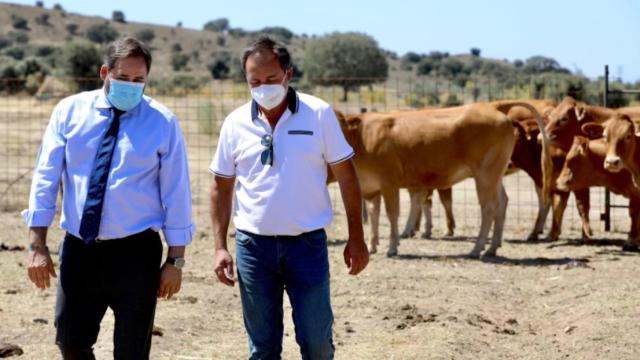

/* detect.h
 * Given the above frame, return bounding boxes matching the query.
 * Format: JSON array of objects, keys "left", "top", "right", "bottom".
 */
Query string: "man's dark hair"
[
  {"left": 105, "top": 36, "right": 152, "bottom": 72},
  {"left": 241, "top": 35, "right": 291, "bottom": 73}
]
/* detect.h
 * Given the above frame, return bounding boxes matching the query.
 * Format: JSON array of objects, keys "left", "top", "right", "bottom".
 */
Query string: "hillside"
[{"left": 0, "top": 2, "right": 298, "bottom": 78}]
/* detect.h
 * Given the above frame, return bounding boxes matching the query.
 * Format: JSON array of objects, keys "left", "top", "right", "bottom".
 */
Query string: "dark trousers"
[{"left": 55, "top": 229, "right": 162, "bottom": 360}]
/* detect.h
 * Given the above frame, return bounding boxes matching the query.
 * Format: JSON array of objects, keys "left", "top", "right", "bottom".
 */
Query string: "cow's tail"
[{"left": 495, "top": 102, "right": 553, "bottom": 206}]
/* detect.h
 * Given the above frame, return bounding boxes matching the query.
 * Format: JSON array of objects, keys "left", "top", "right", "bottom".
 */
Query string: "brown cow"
[
  {"left": 581, "top": 114, "right": 640, "bottom": 187},
  {"left": 402, "top": 99, "right": 559, "bottom": 242},
  {"left": 337, "top": 103, "right": 544, "bottom": 257},
  {"left": 556, "top": 135, "right": 640, "bottom": 251},
  {"left": 539, "top": 96, "right": 623, "bottom": 241}
]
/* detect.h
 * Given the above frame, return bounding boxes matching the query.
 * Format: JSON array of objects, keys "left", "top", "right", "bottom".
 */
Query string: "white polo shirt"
[{"left": 209, "top": 88, "right": 354, "bottom": 236}]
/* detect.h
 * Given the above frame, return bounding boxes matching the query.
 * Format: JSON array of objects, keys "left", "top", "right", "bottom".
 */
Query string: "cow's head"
[
  {"left": 582, "top": 114, "right": 636, "bottom": 174},
  {"left": 334, "top": 110, "right": 364, "bottom": 153},
  {"left": 544, "top": 96, "right": 587, "bottom": 150},
  {"left": 556, "top": 136, "right": 593, "bottom": 192}
]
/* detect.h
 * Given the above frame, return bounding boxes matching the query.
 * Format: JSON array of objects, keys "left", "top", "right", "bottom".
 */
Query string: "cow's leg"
[
  {"left": 362, "top": 197, "right": 368, "bottom": 224},
  {"left": 527, "top": 185, "right": 550, "bottom": 241},
  {"left": 438, "top": 188, "right": 455, "bottom": 237},
  {"left": 420, "top": 189, "right": 434, "bottom": 239},
  {"left": 401, "top": 189, "right": 424, "bottom": 239},
  {"left": 382, "top": 188, "right": 401, "bottom": 257},
  {"left": 485, "top": 183, "right": 508, "bottom": 257},
  {"left": 470, "top": 176, "right": 499, "bottom": 258},
  {"left": 624, "top": 199, "right": 640, "bottom": 252},
  {"left": 366, "top": 194, "right": 381, "bottom": 254},
  {"left": 574, "top": 188, "right": 593, "bottom": 242},
  {"left": 547, "top": 191, "right": 569, "bottom": 242}
]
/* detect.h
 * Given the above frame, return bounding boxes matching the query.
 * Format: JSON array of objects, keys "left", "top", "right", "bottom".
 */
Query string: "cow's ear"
[
  {"left": 635, "top": 123, "right": 640, "bottom": 137},
  {"left": 581, "top": 123, "right": 603, "bottom": 139},
  {"left": 575, "top": 106, "right": 587, "bottom": 122}
]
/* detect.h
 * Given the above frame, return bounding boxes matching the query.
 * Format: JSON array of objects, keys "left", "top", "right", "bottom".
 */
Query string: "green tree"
[
  {"left": 203, "top": 18, "right": 229, "bottom": 32},
  {"left": 523, "top": 56, "right": 569, "bottom": 74},
  {"left": 470, "top": 47, "right": 481, "bottom": 57},
  {"left": 53, "top": 3, "right": 64, "bottom": 11},
  {"left": 86, "top": 23, "right": 119, "bottom": 44},
  {"left": 112, "top": 10, "right": 126, "bottom": 23},
  {"left": 302, "top": 32, "right": 388, "bottom": 101},
  {"left": 135, "top": 29, "right": 155, "bottom": 44},
  {"left": 259, "top": 27, "right": 294, "bottom": 42},
  {"left": 416, "top": 57, "right": 436, "bottom": 75},
  {"left": 61, "top": 40, "right": 102, "bottom": 90}
]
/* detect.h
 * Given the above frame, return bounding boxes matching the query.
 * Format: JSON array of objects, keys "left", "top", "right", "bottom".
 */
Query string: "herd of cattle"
[{"left": 330, "top": 97, "right": 640, "bottom": 258}]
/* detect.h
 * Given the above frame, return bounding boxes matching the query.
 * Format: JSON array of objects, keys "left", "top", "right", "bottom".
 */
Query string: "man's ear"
[
  {"left": 581, "top": 123, "right": 603, "bottom": 139},
  {"left": 99, "top": 65, "right": 109, "bottom": 81}
]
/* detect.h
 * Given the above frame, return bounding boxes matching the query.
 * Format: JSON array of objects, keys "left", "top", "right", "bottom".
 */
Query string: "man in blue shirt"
[{"left": 23, "top": 37, "right": 194, "bottom": 359}]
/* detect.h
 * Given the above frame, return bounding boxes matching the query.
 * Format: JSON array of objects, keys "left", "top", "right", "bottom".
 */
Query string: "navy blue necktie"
[{"left": 78, "top": 108, "right": 123, "bottom": 243}]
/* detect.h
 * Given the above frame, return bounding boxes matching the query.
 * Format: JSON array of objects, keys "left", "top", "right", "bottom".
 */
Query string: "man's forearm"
[
  {"left": 338, "top": 174, "right": 365, "bottom": 240},
  {"left": 211, "top": 178, "right": 234, "bottom": 250},
  {"left": 167, "top": 246, "right": 185, "bottom": 258},
  {"left": 29, "top": 227, "right": 48, "bottom": 247}
]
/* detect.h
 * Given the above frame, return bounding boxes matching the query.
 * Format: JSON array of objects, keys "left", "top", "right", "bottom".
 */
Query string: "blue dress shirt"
[{"left": 22, "top": 89, "right": 194, "bottom": 246}]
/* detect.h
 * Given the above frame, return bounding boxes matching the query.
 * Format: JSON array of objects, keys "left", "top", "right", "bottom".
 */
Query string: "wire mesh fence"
[{"left": 0, "top": 75, "right": 632, "bottom": 238}]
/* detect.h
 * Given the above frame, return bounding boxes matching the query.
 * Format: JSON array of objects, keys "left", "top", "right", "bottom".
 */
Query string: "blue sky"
[{"left": 7, "top": 0, "right": 640, "bottom": 82}]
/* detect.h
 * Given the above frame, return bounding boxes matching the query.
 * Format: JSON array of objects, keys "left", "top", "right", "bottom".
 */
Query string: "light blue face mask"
[{"left": 106, "top": 78, "right": 145, "bottom": 111}]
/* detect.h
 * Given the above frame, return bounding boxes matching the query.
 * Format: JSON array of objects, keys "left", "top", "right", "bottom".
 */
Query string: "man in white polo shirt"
[{"left": 210, "top": 36, "right": 369, "bottom": 359}]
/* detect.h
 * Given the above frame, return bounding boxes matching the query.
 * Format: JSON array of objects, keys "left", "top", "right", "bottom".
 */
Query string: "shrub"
[
  {"left": 35, "top": 13, "right": 50, "bottom": 26},
  {"left": 11, "top": 15, "right": 29, "bottom": 30},
  {"left": 86, "top": 23, "right": 119, "bottom": 44},
  {"left": 135, "top": 28, "right": 155, "bottom": 44},
  {"left": 3, "top": 46, "right": 25, "bottom": 60},
  {"left": 7, "top": 31, "right": 29, "bottom": 44},
  {"left": 65, "top": 23, "right": 78, "bottom": 35},
  {"left": 170, "top": 52, "right": 190, "bottom": 71}
]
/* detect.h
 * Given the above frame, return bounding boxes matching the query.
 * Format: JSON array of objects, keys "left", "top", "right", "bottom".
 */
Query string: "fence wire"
[{"left": 0, "top": 76, "right": 632, "bottom": 238}]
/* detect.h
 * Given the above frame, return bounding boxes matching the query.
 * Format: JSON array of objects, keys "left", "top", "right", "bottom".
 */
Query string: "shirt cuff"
[
  {"left": 208, "top": 168, "right": 235, "bottom": 178},
  {"left": 21, "top": 208, "right": 56, "bottom": 227},
  {"left": 163, "top": 224, "right": 195, "bottom": 246}
]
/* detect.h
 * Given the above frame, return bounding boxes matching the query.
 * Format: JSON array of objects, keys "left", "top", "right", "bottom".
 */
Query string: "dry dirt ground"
[{"left": 1, "top": 177, "right": 640, "bottom": 360}]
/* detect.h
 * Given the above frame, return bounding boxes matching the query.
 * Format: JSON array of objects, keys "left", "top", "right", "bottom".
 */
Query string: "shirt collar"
[{"left": 251, "top": 86, "right": 299, "bottom": 122}]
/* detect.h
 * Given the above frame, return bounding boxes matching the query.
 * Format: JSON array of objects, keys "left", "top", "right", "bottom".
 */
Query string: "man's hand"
[
  {"left": 158, "top": 263, "right": 182, "bottom": 299},
  {"left": 343, "top": 236, "right": 369, "bottom": 275},
  {"left": 214, "top": 249, "right": 235, "bottom": 286},
  {"left": 27, "top": 247, "right": 57, "bottom": 289}
]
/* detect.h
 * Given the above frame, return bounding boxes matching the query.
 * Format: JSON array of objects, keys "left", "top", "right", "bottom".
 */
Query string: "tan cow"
[
  {"left": 401, "top": 99, "right": 558, "bottom": 242},
  {"left": 337, "top": 103, "right": 545, "bottom": 257},
  {"left": 556, "top": 135, "right": 640, "bottom": 251},
  {"left": 581, "top": 114, "right": 640, "bottom": 187}
]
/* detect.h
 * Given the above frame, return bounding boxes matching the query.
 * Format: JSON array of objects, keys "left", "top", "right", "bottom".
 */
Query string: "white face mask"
[{"left": 250, "top": 74, "right": 287, "bottom": 110}]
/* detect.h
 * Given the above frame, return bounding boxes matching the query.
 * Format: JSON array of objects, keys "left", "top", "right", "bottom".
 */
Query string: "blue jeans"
[{"left": 235, "top": 228, "right": 334, "bottom": 360}]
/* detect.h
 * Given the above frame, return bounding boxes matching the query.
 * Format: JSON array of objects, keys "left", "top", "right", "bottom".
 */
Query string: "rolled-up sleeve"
[
  {"left": 208, "top": 118, "right": 235, "bottom": 178},
  {"left": 159, "top": 117, "right": 195, "bottom": 246},
  {"left": 22, "top": 103, "right": 67, "bottom": 227}
]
